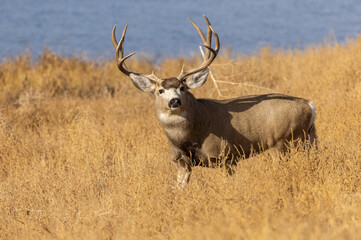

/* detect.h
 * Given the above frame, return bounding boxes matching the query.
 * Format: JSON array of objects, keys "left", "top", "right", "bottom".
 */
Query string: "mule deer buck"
[{"left": 112, "top": 16, "right": 317, "bottom": 188}]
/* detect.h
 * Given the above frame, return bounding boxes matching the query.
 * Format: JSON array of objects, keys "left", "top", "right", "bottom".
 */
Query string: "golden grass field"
[{"left": 0, "top": 36, "right": 361, "bottom": 239}]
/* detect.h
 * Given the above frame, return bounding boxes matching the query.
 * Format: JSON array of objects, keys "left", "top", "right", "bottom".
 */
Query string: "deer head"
[{"left": 112, "top": 16, "right": 220, "bottom": 114}]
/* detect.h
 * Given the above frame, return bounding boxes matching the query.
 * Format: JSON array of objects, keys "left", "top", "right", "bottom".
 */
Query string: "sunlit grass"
[{"left": 1, "top": 36, "right": 361, "bottom": 239}]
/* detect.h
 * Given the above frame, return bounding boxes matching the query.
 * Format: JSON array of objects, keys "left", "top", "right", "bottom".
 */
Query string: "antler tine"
[
  {"left": 204, "top": 15, "right": 212, "bottom": 59},
  {"left": 112, "top": 24, "right": 119, "bottom": 50},
  {"left": 112, "top": 24, "right": 162, "bottom": 82},
  {"left": 112, "top": 24, "right": 138, "bottom": 77},
  {"left": 187, "top": 16, "right": 213, "bottom": 60},
  {"left": 209, "top": 24, "right": 220, "bottom": 53},
  {"left": 112, "top": 25, "right": 118, "bottom": 50},
  {"left": 188, "top": 17, "right": 207, "bottom": 59},
  {"left": 187, "top": 17, "right": 206, "bottom": 43},
  {"left": 177, "top": 16, "right": 220, "bottom": 81}
]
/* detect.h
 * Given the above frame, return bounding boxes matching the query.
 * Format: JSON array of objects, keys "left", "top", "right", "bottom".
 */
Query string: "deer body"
[
  {"left": 156, "top": 90, "right": 316, "bottom": 187},
  {"left": 112, "top": 16, "right": 317, "bottom": 188},
  {"left": 159, "top": 93, "right": 314, "bottom": 159}
]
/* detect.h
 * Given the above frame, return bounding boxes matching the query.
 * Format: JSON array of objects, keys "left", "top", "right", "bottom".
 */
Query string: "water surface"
[{"left": 1, "top": 0, "right": 361, "bottom": 60}]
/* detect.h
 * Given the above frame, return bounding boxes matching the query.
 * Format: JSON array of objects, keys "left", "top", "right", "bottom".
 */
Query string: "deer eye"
[
  {"left": 180, "top": 86, "right": 185, "bottom": 91},
  {"left": 159, "top": 89, "right": 164, "bottom": 94}
]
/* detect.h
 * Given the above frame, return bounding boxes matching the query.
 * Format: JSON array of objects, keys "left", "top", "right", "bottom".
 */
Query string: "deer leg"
[
  {"left": 224, "top": 155, "right": 237, "bottom": 176},
  {"left": 170, "top": 146, "right": 192, "bottom": 188},
  {"left": 175, "top": 158, "right": 192, "bottom": 189},
  {"left": 308, "top": 125, "right": 318, "bottom": 149},
  {"left": 266, "top": 139, "right": 287, "bottom": 159}
]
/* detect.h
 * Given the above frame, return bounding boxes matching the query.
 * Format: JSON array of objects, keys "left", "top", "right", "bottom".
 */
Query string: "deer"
[{"left": 112, "top": 16, "right": 317, "bottom": 188}]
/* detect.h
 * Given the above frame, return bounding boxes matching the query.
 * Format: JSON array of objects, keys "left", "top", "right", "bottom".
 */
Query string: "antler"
[
  {"left": 177, "top": 15, "right": 220, "bottom": 81},
  {"left": 112, "top": 24, "right": 161, "bottom": 82}
]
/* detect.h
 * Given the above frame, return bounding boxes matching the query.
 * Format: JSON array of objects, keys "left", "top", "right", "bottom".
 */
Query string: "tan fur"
[{"left": 155, "top": 92, "right": 316, "bottom": 187}]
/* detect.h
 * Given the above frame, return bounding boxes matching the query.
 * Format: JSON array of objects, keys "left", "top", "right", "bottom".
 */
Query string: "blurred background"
[{"left": 1, "top": 0, "right": 361, "bottom": 60}]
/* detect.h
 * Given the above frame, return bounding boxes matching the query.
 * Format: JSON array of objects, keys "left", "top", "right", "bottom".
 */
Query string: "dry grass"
[{"left": 0, "top": 36, "right": 361, "bottom": 239}]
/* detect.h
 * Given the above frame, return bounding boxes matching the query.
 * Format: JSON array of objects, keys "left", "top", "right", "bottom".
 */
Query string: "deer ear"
[
  {"left": 129, "top": 73, "right": 156, "bottom": 92},
  {"left": 185, "top": 68, "right": 209, "bottom": 89}
]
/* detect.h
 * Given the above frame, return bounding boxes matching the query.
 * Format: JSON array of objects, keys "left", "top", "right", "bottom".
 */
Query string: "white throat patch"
[{"left": 158, "top": 111, "right": 187, "bottom": 125}]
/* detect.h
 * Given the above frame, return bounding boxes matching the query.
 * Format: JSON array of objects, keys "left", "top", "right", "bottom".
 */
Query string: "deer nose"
[{"left": 169, "top": 98, "right": 181, "bottom": 108}]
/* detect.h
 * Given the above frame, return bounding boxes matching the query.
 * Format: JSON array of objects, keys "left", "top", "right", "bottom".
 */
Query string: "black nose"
[{"left": 169, "top": 98, "right": 181, "bottom": 108}]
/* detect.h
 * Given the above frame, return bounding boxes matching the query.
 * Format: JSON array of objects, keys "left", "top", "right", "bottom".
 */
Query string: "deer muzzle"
[{"left": 169, "top": 98, "right": 181, "bottom": 108}]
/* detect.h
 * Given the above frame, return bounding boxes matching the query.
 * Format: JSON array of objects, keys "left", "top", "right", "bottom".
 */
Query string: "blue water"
[{"left": 1, "top": 0, "right": 361, "bottom": 60}]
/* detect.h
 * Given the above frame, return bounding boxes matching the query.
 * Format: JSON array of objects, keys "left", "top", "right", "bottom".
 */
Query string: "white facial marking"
[{"left": 162, "top": 88, "right": 181, "bottom": 102}]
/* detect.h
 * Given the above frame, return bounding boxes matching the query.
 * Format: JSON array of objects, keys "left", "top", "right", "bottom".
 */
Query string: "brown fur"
[
  {"left": 155, "top": 92, "right": 316, "bottom": 187},
  {"left": 161, "top": 78, "right": 181, "bottom": 89}
]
